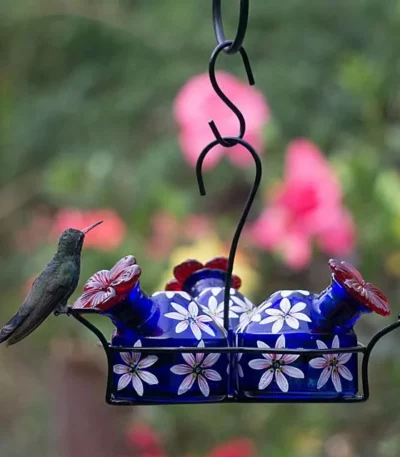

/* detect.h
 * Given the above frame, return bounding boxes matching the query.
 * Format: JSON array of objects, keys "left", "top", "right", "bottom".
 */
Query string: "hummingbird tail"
[{"left": 0, "top": 313, "right": 26, "bottom": 344}]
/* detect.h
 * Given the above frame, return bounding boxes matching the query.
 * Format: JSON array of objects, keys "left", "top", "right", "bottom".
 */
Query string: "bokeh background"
[{"left": 1, "top": 1, "right": 400, "bottom": 456}]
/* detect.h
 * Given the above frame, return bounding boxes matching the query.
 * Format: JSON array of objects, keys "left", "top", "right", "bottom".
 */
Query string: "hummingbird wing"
[{"left": 0, "top": 260, "right": 79, "bottom": 346}]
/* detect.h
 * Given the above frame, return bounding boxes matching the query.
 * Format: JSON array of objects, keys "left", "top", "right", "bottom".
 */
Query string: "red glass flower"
[
  {"left": 165, "top": 256, "right": 242, "bottom": 291},
  {"left": 73, "top": 256, "right": 141, "bottom": 312},
  {"left": 329, "top": 259, "right": 390, "bottom": 316}
]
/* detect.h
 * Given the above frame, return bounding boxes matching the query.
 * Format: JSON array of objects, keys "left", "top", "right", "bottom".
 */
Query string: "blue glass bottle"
[
  {"left": 236, "top": 259, "right": 390, "bottom": 400},
  {"left": 165, "top": 257, "right": 255, "bottom": 397},
  {"left": 104, "top": 284, "right": 229, "bottom": 404}
]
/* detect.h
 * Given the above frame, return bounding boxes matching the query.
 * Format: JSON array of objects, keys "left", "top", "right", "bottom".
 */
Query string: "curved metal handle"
[
  {"left": 361, "top": 317, "right": 400, "bottom": 400},
  {"left": 196, "top": 137, "right": 262, "bottom": 330},
  {"left": 208, "top": 41, "right": 255, "bottom": 147}
]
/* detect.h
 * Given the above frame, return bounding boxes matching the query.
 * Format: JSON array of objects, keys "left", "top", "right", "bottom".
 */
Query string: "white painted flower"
[
  {"left": 236, "top": 301, "right": 272, "bottom": 332},
  {"left": 113, "top": 340, "right": 158, "bottom": 396},
  {"left": 309, "top": 336, "right": 353, "bottom": 392},
  {"left": 170, "top": 341, "right": 222, "bottom": 397},
  {"left": 198, "top": 289, "right": 255, "bottom": 330},
  {"left": 260, "top": 298, "right": 311, "bottom": 333},
  {"left": 201, "top": 295, "right": 240, "bottom": 328},
  {"left": 249, "top": 335, "right": 304, "bottom": 392},
  {"left": 165, "top": 301, "right": 215, "bottom": 340},
  {"left": 280, "top": 290, "right": 310, "bottom": 298}
]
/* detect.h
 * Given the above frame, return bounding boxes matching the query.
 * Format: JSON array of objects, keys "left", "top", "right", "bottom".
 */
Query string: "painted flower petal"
[
  {"left": 196, "top": 349, "right": 205, "bottom": 365},
  {"left": 203, "top": 353, "right": 220, "bottom": 368},
  {"left": 210, "top": 287, "right": 223, "bottom": 296},
  {"left": 316, "top": 340, "right": 328, "bottom": 350},
  {"left": 84, "top": 270, "right": 111, "bottom": 291},
  {"left": 338, "top": 365, "right": 353, "bottom": 381},
  {"left": 272, "top": 318, "right": 284, "bottom": 334},
  {"left": 260, "top": 316, "right": 280, "bottom": 325},
  {"left": 298, "top": 290, "right": 310, "bottom": 296},
  {"left": 282, "top": 366, "right": 304, "bottom": 379},
  {"left": 197, "top": 314, "right": 214, "bottom": 323},
  {"left": 171, "top": 303, "right": 190, "bottom": 316},
  {"left": 188, "top": 301, "right": 199, "bottom": 317},
  {"left": 120, "top": 352, "right": 133, "bottom": 366},
  {"left": 109, "top": 255, "right": 136, "bottom": 280},
  {"left": 196, "top": 321, "right": 215, "bottom": 337},
  {"left": 256, "top": 340, "right": 271, "bottom": 350},
  {"left": 317, "top": 367, "right": 331, "bottom": 389},
  {"left": 171, "top": 364, "right": 193, "bottom": 375},
  {"left": 281, "top": 354, "right": 299, "bottom": 364},
  {"left": 132, "top": 373, "right": 144, "bottom": 396},
  {"left": 280, "top": 298, "right": 291, "bottom": 314},
  {"left": 175, "top": 320, "right": 189, "bottom": 334},
  {"left": 138, "top": 355, "right": 158, "bottom": 369},
  {"left": 207, "top": 296, "right": 218, "bottom": 313},
  {"left": 291, "top": 312, "right": 312, "bottom": 323},
  {"left": 204, "top": 369, "right": 222, "bottom": 381},
  {"left": 190, "top": 322, "right": 202, "bottom": 340},
  {"left": 231, "top": 295, "right": 252, "bottom": 312},
  {"left": 178, "top": 374, "right": 196, "bottom": 394},
  {"left": 117, "top": 373, "right": 132, "bottom": 391},
  {"left": 110, "top": 264, "right": 141, "bottom": 291},
  {"left": 258, "top": 301, "right": 273, "bottom": 313},
  {"left": 285, "top": 315, "right": 300, "bottom": 330},
  {"left": 275, "top": 335, "right": 286, "bottom": 349},
  {"left": 249, "top": 359, "right": 271, "bottom": 370},
  {"left": 275, "top": 370, "right": 289, "bottom": 392},
  {"left": 338, "top": 353, "right": 352, "bottom": 364},
  {"left": 237, "top": 364, "right": 244, "bottom": 378},
  {"left": 290, "top": 302, "right": 307, "bottom": 313},
  {"left": 309, "top": 357, "right": 328, "bottom": 369},
  {"left": 280, "top": 291, "right": 293, "bottom": 298},
  {"left": 165, "top": 312, "right": 186, "bottom": 321},
  {"left": 258, "top": 369, "right": 274, "bottom": 390},
  {"left": 113, "top": 364, "right": 130, "bottom": 374},
  {"left": 198, "top": 375, "right": 210, "bottom": 397},
  {"left": 265, "top": 309, "right": 284, "bottom": 316},
  {"left": 182, "top": 352, "right": 196, "bottom": 367},
  {"left": 138, "top": 370, "right": 158, "bottom": 385},
  {"left": 332, "top": 335, "right": 340, "bottom": 349},
  {"left": 332, "top": 370, "right": 342, "bottom": 392}
]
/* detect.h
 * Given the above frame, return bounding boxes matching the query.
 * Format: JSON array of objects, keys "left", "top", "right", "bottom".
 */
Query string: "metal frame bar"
[{"left": 58, "top": 308, "right": 400, "bottom": 406}]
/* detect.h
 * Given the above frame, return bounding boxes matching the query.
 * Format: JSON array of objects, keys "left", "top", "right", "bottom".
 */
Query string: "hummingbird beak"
[{"left": 81, "top": 221, "right": 103, "bottom": 235}]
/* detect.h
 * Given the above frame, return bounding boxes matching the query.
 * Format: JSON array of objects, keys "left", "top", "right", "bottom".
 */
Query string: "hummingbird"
[{"left": 0, "top": 221, "right": 103, "bottom": 346}]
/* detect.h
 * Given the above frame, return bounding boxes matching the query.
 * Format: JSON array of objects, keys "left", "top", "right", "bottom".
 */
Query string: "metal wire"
[
  {"left": 208, "top": 41, "right": 255, "bottom": 146},
  {"left": 213, "top": 0, "right": 249, "bottom": 54},
  {"left": 196, "top": 0, "right": 260, "bottom": 331},
  {"left": 197, "top": 138, "right": 262, "bottom": 331}
]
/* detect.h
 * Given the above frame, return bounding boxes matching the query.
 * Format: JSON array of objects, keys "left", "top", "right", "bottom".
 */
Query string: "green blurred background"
[{"left": 1, "top": 1, "right": 400, "bottom": 456}]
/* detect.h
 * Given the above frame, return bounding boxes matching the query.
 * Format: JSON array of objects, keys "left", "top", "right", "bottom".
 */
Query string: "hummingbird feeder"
[{"left": 58, "top": 0, "right": 400, "bottom": 405}]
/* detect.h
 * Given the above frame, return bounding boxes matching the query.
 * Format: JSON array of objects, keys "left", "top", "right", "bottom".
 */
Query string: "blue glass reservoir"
[{"left": 103, "top": 284, "right": 229, "bottom": 404}]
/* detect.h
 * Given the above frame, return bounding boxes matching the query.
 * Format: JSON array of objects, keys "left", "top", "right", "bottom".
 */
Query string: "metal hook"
[
  {"left": 208, "top": 41, "right": 255, "bottom": 147},
  {"left": 196, "top": 136, "right": 262, "bottom": 331},
  {"left": 213, "top": 0, "right": 249, "bottom": 55}
]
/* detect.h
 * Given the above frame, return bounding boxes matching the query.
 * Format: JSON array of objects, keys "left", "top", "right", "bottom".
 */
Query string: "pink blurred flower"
[
  {"left": 251, "top": 139, "right": 355, "bottom": 269},
  {"left": 206, "top": 438, "right": 256, "bottom": 457},
  {"left": 174, "top": 71, "right": 270, "bottom": 169},
  {"left": 52, "top": 208, "right": 126, "bottom": 251}
]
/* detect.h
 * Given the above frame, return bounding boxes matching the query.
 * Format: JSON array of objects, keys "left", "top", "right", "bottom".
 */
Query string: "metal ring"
[{"left": 213, "top": 0, "right": 249, "bottom": 54}]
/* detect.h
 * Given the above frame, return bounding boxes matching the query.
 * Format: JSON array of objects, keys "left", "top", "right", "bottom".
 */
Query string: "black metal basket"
[{"left": 59, "top": 307, "right": 400, "bottom": 405}]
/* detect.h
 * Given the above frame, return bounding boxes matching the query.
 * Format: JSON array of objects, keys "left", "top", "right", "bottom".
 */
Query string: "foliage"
[{"left": 0, "top": 1, "right": 400, "bottom": 457}]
